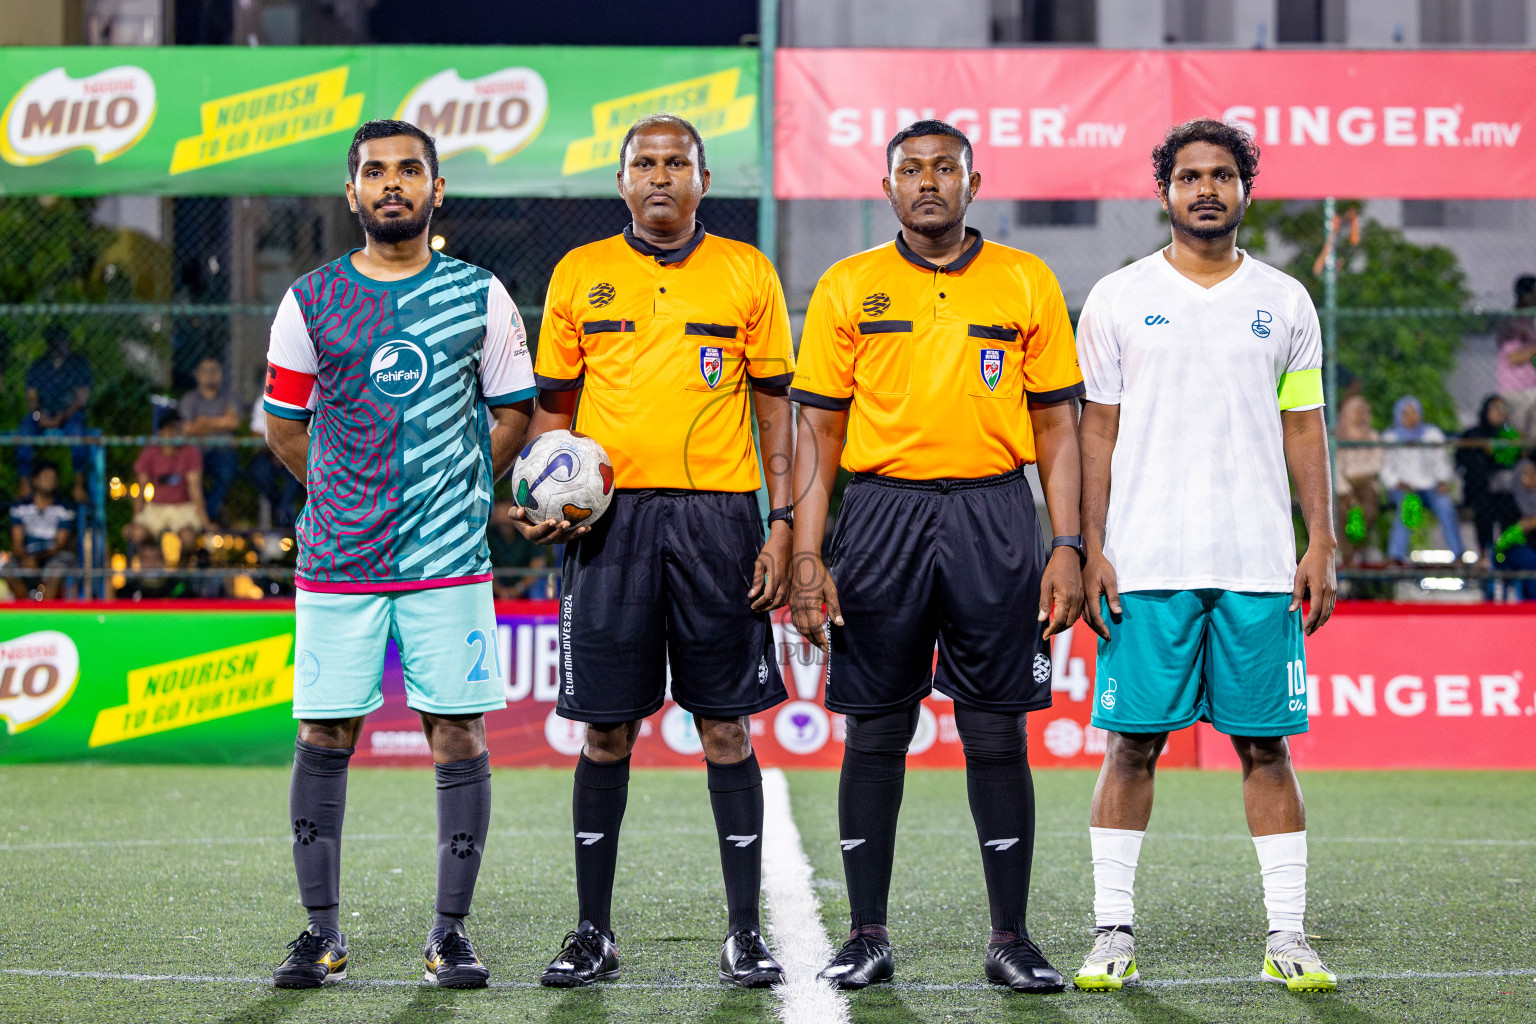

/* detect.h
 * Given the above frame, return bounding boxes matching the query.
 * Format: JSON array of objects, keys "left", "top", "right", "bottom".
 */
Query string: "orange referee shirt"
[
  {"left": 536, "top": 225, "right": 795, "bottom": 491},
  {"left": 791, "top": 228, "right": 1083, "bottom": 480}
]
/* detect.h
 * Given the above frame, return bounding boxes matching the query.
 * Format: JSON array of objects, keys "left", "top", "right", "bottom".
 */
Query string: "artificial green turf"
[
  {"left": 789, "top": 768, "right": 1536, "bottom": 1023},
  {"left": 0, "top": 765, "right": 1532, "bottom": 1023}
]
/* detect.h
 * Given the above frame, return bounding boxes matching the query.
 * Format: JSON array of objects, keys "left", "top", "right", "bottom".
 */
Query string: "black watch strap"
[
  {"left": 767, "top": 505, "right": 794, "bottom": 529},
  {"left": 1051, "top": 534, "right": 1086, "bottom": 565}
]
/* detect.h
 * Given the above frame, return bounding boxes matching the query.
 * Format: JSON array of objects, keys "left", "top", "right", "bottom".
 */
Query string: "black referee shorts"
[
  {"left": 556, "top": 489, "right": 787, "bottom": 724},
  {"left": 824, "top": 467, "right": 1052, "bottom": 716}
]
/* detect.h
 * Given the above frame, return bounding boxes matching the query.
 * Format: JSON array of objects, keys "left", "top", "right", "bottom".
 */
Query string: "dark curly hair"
[
  {"left": 1152, "top": 118, "right": 1259, "bottom": 197},
  {"left": 347, "top": 119, "right": 439, "bottom": 181}
]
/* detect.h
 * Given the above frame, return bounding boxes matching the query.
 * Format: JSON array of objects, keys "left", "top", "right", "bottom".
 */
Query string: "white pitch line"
[
  {"left": 6, "top": 966, "right": 1532, "bottom": 991},
  {"left": 0, "top": 969, "right": 718, "bottom": 990},
  {"left": 760, "top": 768, "right": 850, "bottom": 1024},
  {"left": 0, "top": 827, "right": 714, "bottom": 853}
]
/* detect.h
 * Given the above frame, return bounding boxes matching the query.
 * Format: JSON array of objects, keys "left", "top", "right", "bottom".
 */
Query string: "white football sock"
[
  {"left": 1090, "top": 826, "right": 1145, "bottom": 929},
  {"left": 1252, "top": 830, "right": 1308, "bottom": 934}
]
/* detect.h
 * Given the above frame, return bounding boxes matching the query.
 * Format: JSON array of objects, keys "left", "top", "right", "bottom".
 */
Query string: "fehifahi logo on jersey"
[
  {"left": 396, "top": 67, "right": 549, "bottom": 164},
  {"left": 1, "top": 66, "right": 157, "bottom": 167},
  {"left": 369, "top": 339, "right": 429, "bottom": 398},
  {"left": 980, "top": 348, "right": 1004, "bottom": 392},
  {"left": 699, "top": 346, "right": 723, "bottom": 389},
  {"left": 1251, "top": 309, "right": 1273, "bottom": 337},
  {"left": 862, "top": 292, "right": 891, "bottom": 317},
  {"left": 587, "top": 281, "right": 615, "bottom": 308}
]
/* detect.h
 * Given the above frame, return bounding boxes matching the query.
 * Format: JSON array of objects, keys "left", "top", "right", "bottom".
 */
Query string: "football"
[{"left": 509, "top": 429, "right": 615, "bottom": 528}]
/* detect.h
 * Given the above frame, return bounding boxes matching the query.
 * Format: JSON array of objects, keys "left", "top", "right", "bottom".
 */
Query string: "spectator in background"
[
  {"left": 1381, "top": 395, "right": 1465, "bottom": 565},
  {"left": 125, "top": 412, "right": 206, "bottom": 558},
  {"left": 486, "top": 499, "right": 560, "bottom": 600},
  {"left": 18, "top": 324, "right": 92, "bottom": 500},
  {"left": 8, "top": 462, "right": 75, "bottom": 600},
  {"left": 1457, "top": 395, "right": 1524, "bottom": 567},
  {"left": 247, "top": 391, "right": 303, "bottom": 527},
  {"left": 179, "top": 357, "right": 240, "bottom": 524},
  {"left": 1494, "top": 459, "right": 1536, "bottom": 600},
  {"left": 1497, "top": 275, "right": 1536, "bottom": 440},
  {"left": 1334, "top": 394, "right": 1384, "bottom": 566}
]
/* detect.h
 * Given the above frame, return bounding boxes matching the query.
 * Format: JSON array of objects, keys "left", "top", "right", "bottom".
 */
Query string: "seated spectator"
[
  {"left": 1381, "top": 395, "right": 1465, "bottom": 565},
  {"left": 179, "top": 357, "right": 241, "bottom": 525},
  {"left": 124, "top": 412, "right": 206, "bottom": 557},
  {"left": 18, "top": 324, "right": 93, "bottom": 500},
  {"left": 1494, "top": 459, "right": 1536, "bottom": 600},
  {"left": 248, "top": 391, "right": 304, "bottom": 527},
  {"left": 1457, "top": 395, "right": 1524, "bottom": 567},
  {"left": 487, "top": 499, "right": 554, "bottom": 600},
  {"left": 1497, "top": 275, "right": 1536, "bottom": 440},
  {"left": 8, "top": 462, "right": 76, "bottom": 600},
  {"left": 1334, "top": 394, "right": 1383, "bottom": 566}
]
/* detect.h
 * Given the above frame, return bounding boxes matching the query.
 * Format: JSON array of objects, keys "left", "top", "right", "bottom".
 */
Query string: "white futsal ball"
[{"left": 510, "top": 430, "right": 614, "bottom": 528}]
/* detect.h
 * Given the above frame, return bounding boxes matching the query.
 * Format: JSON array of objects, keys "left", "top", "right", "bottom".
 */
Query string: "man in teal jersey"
[{"left": 264, "top": 120, "right": 535, "bottom": 990}]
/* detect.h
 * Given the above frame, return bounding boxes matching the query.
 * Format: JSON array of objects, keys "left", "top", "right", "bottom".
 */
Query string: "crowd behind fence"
[{"left": 2, "top": 194, "right": 1535, "bottom": 605}]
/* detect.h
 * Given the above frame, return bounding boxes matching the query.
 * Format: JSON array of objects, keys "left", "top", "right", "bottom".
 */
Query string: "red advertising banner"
[
  {"left": 351, "top": 605, "right": 1197, "bottom": 771},
  {"left": 1198, "top": 604, "right": 1536, "bottom": 771},
  {"left": 353, "top": 602, "right": 1535, "bottom": 772},
  {"left": 775, "top": 49, "right": 1536, "bottom": 199}
]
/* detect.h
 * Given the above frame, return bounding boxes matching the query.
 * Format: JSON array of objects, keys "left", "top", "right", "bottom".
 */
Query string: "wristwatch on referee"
[
  {"left": 1051, "top": 534, "right": 1086, "bottom": 566},
  {"left": 767, "top": 505, "right": 794, "bottom": 530}
]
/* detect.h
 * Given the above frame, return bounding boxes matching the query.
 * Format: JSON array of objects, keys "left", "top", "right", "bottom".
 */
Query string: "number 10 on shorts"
[{"left": 1285, "top": 659, "right": 1308, "bottom": 713}]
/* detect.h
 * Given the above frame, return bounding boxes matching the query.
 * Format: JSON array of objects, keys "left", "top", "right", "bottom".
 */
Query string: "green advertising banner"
[
  {"left": 0, "top": 609, "right": 297, "bottom": 764},
  {"left": 0, "top": 46, "right": 760, "bottom": 197}
]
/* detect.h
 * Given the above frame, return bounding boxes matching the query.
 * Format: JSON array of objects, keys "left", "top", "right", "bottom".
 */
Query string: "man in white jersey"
[{"left": 1070, "top": 119, "right": 1338, "bottom": 993}]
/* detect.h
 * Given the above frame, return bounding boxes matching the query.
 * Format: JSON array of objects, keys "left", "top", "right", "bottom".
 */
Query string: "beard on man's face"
[
  {"left": 896, "top": 187, "right": 971, "bottom": 239},
  {"left": 357, "top": 193, "right": 432, "bottom": 245},
  {"left": 1169, "top": 197, "right": 1245, "bottom": 242}
]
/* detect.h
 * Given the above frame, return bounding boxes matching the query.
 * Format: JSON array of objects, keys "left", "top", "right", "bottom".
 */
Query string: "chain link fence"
[
  {"left": 0, "top": 193, "right": 756, "bottom": 601},
  {"left": 2, "top": 192, "right": 1534, "bottom": 603}
]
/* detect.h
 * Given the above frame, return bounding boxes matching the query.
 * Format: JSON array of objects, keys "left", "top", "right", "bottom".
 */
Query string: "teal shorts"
[
  {"left": 1092, "top": 589, "right": 1308, "bottom": 738},
  {"left": 292, "top": 582, "right": 507, "bottom": 720}
]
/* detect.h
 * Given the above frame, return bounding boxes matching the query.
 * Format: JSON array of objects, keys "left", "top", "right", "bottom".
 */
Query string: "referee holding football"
[
  {"left": 790, "top": 120, "right": 1085, "bottom": 993},
  {"left": 514, "top": 114, "right": 796, "bottom": 988}
]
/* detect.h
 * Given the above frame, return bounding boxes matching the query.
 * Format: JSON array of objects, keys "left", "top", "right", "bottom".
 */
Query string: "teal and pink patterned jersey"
[{"left": 263, "top": 250, "right": 534, "bottom": 592}]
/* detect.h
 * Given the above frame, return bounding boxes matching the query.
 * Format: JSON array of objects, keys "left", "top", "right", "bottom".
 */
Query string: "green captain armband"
[{"left": 1277, "top": 368, "right": 1324, "bottom": 410}]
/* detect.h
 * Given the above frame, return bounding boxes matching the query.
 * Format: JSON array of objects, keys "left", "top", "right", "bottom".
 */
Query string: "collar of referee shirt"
[
  {"left": 894, "top": 226, "right": 984, "bottom": 273},
  {"left": 623, "top": 221, "right": 707, "bottom": 266}
]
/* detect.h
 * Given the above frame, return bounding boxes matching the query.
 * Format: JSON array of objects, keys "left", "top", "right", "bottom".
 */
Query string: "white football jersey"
[{"left": 1076, "top": 249, "right": 1324, "bottom": 593}]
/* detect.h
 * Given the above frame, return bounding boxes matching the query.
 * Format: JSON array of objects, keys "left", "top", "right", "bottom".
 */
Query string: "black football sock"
[
  {"left": 954, "top": 705, "right": 1036, "bottom": 942},
  {"left": 573, "top": 753, "right": 630, "bottom": 936},
  {"left": 706, "top": 752, "right": 764, "bottom": 933},
  {"left": 433, "top": 751, "right": 492, "bottom": 939},
  {"left": 290, "top": 738, "right": 352, "bottom": 941},
  {"left": 839, "top": 707, "right": 918, "bottom": 931}
]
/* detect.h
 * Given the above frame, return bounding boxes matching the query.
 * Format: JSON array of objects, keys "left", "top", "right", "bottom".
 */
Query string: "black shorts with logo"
[
  {"left": 824, "top": 467, "right": 1052, "bottom": 716},
  {"left": 556, "top": 489, "right": 788, "bottom": 724}
]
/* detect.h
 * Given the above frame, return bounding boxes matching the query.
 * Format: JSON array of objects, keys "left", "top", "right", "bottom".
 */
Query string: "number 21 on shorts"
[
  {"left": 465, "top": 629, "right": 502, "bottom": 684},
  {"left": 1285, "top": 659, "right": 1308, "bottom": 713}
]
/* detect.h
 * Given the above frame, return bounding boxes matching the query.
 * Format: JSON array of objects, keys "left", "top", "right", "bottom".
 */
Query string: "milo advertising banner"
[
  {"left": 0, "top": 607, "right": 298, "bottom": 764},
  {"left": 0, "top": 46, "right": 759, "bottom": 196}
]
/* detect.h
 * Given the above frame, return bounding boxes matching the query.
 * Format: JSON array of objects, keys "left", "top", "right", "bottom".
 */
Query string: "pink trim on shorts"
[{"left": 294, "top": 573, "right": 492, "bottom": 594}]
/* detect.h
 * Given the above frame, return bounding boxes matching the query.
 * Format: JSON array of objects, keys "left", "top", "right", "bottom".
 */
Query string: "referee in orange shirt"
[
  {"left": 790, "top": 120, "right": 1085, "bottom": 993},
  {"left": 514, "top": 115, "right": 794, "bottom": 989}
]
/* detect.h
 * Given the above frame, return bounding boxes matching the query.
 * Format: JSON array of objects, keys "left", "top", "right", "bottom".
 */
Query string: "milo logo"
[
  {"left": 0, "top": 631, "right": 81, "bottom": 734},
  {"left": 369, "top": 338, "right": 429, "bottom": 398}
]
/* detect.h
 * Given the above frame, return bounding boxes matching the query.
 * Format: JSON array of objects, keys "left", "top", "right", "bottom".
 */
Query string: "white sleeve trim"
[
  {"left": 480, "top": 276, "right": 536, "bottom": 401},
  {"left": 267, "top": 290, "right": 318, "bottom": 376}
]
